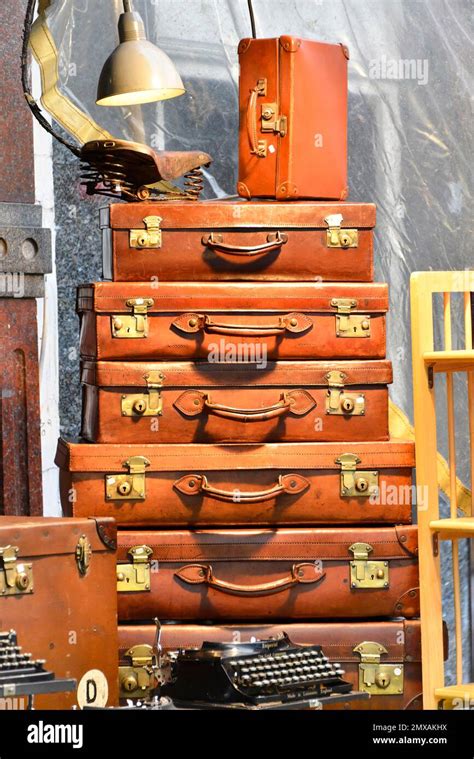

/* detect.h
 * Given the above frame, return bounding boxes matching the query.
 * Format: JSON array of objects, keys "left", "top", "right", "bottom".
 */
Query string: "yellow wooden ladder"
[{"left": 411, "top": 270, "right": 474, "bottom": 709}]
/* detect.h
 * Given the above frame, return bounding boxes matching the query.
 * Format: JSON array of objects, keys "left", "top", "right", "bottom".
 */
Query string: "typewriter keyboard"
[{"left": 0, "top": 630, "right": 52, "bottom": 685}]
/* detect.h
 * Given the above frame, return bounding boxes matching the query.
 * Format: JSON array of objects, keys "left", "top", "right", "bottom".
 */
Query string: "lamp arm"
[{"left": 21, "top": 0, "right": 81, "bottom": 157}]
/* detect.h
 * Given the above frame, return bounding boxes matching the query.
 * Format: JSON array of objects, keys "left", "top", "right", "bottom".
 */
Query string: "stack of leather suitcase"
[{"left": 56, "top": 35, "right": 424, "bottom": 709}]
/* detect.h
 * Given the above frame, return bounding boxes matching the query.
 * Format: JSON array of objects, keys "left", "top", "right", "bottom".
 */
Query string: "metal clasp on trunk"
[
  {"left": 121, "top": 371, "right": 165, "bottom": 418},
  {"left": 117, "top": 545, "right": 153, "bottom": 593},
  {"left": 354, "top": 641, "right": 404, "bottom": 695},
  {"left": 261, "top": 103, "right": 288, "bottom": 137},
  {"left": 129, "top": 216, "right": 163, "bottom": 249},
  {"left": 324, "top": 214, "right": 358, "bottom": 248},
  {"left": 349, "top": 543, "right": 389, "bottom": 589},
  {"left": 325, "top": 370, "right": 365, "bottom": 416},
  {"left": 119, "top": 644, "right": 159, "bottom": 699},
  {"left": 331, "top": 298, "right": 371, "bottom": 338},
  {"left": 106, "top": 456, "right": 150, "bottom": 501},
  {"left": 336, "top": 453, "right": 378, "bottom": 497},
  {"left": 0, "top": 546, "right": 34, "bottom": 596},
  {"left": 111, "top": 298, "right": 154, "bottom": 339}
]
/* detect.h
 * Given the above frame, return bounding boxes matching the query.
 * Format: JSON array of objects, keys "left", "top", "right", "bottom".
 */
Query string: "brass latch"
[
  {"left": 331, "top": 298, "right": 371, "bottom": 338},
  {"left": 261, "top": 103, "right": 288, "bottom": 137},
  {"left": 111, "top": 298, "right": 154, "bottom": 339},
  {"left": 121, "top": 371, "right": 165, "bottom": 418},
  {"left": 349, "top": 543, "right": 389, "bottom": 589},
  {"left": 119, "top": 644, "right": 159, "bottom": 699},
  {"left": 325, "top": 370, "right": 366, "bottom": 416},
  {"left": 0, "top": 546, "right": 34, "bottom": 596},
  {"left": 106, "top": 456, "right": 150, "bottom": 501},
  {"left": 75, "top": 535, "right": 92, "bottom": 576},
  {"left": 336, "top": 453, "right": 379, "bottom": 498},
  {"left": 117, "top": 545, "right": 153, "bottom": 593},
  {"left": 324, "top": 214, "right": 358, "bottom": 248},
  {"left": 130, "top": 216, "right": 163, "bottom": 249},
  {"left": 353, "top": 641, "right": 404, "bottom": 695}
]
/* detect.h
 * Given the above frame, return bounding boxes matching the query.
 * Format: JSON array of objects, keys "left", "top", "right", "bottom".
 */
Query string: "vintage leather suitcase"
[
  {"left": 118, "top": 620, "right": 432, "bottom": 710},
  {"left": 80, "top": 359, "right": 392, "bottom": 445},
  {"left": 77, "top": 282, "right": 388, "bottom": 361},
  {"left": 238, "top": 36, "right": 348, "bottom": 200},
  {"left": 56, "top": 439, "right": 414, "bottom": 528},
  {"left": 101, "top": 201, "right": 375, "bottom": 282},
  {"left": 114, "top": 526, "right": 419, "bottom": 622},
  {"left": 0, "top": 517, "right": 118, "bottom": 710}
]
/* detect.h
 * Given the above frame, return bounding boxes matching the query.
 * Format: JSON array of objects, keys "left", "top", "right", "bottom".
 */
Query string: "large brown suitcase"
[
  {"left": 117, "top": 620, "right": 430, "bottom": 710},
  {"left": 0, "top": 517, "right": 118, "bottom": 710},
  {"left": 56, "top": 439, "right": 414, "bottom": 528},
  {"left": 77, "top": 282, "right": 388, "bottom": 361},
  {"left": 80, "top": 359, "right": 392, "bottom": 445},
  {"left": 115, "top": 526, "right": 419, "bottom": 622},
  {"left": 101, "top": 201, "right": 375, "bottom": 282},
  {"left": 238, "top": 36, "right": 348, "bottom": 200}
]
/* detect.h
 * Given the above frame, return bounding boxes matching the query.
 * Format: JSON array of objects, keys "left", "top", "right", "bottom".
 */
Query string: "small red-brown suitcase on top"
[
  {"left": 80, "top": 359, "right": 392, "bottom": 445},
  {"left": 238, "top": 36, "right": 348, "bottom": 200},
  {"left": 114, "top": 526, "right": 419, "bottom": 622},
  {"left": 101, "top": 201, "right": 375, "bottom": 282},
  {"left": 56, "top": 439, "right": 414, "bottom": 528},
  {"left": 77, "top": 282, "right": 388, "bottom": 362},
  {"left": 117, "top": 620, "right": 432, "bottom": 710},
  {"left": 0, "top": 517, "right": 118, "bottom": 710}
]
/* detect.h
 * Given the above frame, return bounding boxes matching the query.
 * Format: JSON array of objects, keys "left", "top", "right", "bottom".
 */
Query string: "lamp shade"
[{"left": 96, "top": 9, "right": 185, "bottom": 107}]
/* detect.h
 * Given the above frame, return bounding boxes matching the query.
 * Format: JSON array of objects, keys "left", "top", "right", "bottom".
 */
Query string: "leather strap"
[
  {"left": 202, "top": 232, "right": 288, "bottom": 257},
  {"left": 173, "top": 389, "right": 316, "bottom": 421},
  {"left": 174, "top": 473, "right": 310, "bottom": 502},
  {"left": 175, "top": 562, "right": 324, "bottom": 595},
  {"left": 172, "top": 312, "right": 313, "bottom": 336}
]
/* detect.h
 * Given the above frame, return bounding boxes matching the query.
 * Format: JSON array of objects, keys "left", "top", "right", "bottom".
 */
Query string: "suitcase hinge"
[
  {"left": 349, "top": 543, "right": 389, "bottom": 589},
  {"left": 336, "top": 453, "right": 379, "bottom": 498},
  {"left": 325, "top": 370, "right": 366, "bottom": 416},
  {"left": 324, "top": 214, "right": 358, "bottom": 248},
  {"left": 0, "top": 546, "right": 34, "bottom": 596},
  {"left": 112, "top": 298, "right": 154, "bottom": 339},
  {"left": 331, "top": 298, "right": 371, "bottom": 338},
  {"left": 354, "top": 641, "right": 404, "bottom": 695},
  {"left": 119, "top": 644, "right": 159, "bottom": 699},
  {"left": 121, "top": 371, "right": 165, "bottom": 417},
  {"left": 261, "top": 103, "right": 288, "bottom": 137},
  {"left": 117, "top": 545, "right": 153, "bottom": 593},
  {"left": 129, "top": 216, "right": 163, "bottom": 249},
  {"left": 106, "top": 456, "right": 150, "bottom": 501}
]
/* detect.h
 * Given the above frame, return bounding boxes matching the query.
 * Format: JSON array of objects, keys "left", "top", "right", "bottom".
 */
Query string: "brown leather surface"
[
  {"left": 77, "top": 282, "right": 388, "bottom": 361},
  {"left": 115, "top": 526, "right": 419, "bottom": 621},
  {"left": 80, "top": 359, "right": 392, "bottom": 444},
  {"left": 56, "top": 439, "right": 414, "bottom": 527},
  {"left": 118, "top": 620, "right": 423, "bottom": 710},
  {"left": 0, "top": 517, "right": 118, "bottom": 710},
  {"left": 238, "top": 37, "right": 348, "bottom": 200},
  {"left": 106, "top": 200, "right": 374, "bottom": 282}
]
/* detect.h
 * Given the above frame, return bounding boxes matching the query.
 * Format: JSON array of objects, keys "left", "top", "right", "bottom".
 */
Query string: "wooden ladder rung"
[{"left": 430, "top": 517, "right": 474, "bottom": 540}]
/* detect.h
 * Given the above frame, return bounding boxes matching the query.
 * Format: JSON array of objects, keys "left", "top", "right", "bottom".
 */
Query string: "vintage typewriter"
[
  {"left": 162, "top": 633, "right": 362, "bottom": 709},
  {"left": 0, "top": 630, "right": 75, "bottom": 702}
]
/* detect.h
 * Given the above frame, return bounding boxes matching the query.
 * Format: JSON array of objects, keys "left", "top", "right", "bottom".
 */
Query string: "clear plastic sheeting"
[{"left": 41, "top": 0, "right": 473, "bottom": 684}]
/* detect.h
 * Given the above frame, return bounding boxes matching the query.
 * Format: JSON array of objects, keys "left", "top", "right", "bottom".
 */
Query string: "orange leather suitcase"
[
  {"left": 77, "top": 282, "right": 388, "bottom": 361},
  {"left": 238, "top": 36, "right": 348, "bottom": 200},
  {"left": 115, "top": 526, "right": 419, "bottom": 622},
  {"left": 56, "top": 439, "right": 414, "bottom": 528},
  {"left": 118, "top": 620, "right": 431, "bottom": 710},
  {"left": 101, "top": 201, "right": 375, "bottom": 282},
  {"left": 80, "top": 359, "right": 393, "bottom": 445},
  {"left": 0, "top": 517, "right": 118, "bottom": 710}
]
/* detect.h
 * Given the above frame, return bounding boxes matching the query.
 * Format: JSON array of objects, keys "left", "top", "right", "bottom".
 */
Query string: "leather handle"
[
  {"left": 175, "top": 562, "right": 324, "bottom": 595},
  {"left": 172, "top": 312, "right": 313, "bottom": 337},
  {"left": 174, "top": 473, "right": 310, "bottom": 503},
  {"left": 174, "top": 389, "right": 317, "bottom": 421},
  {"left": 202, "top": 232, "right": 288, "bottom": 257},
  {"left": 247, "top": 85, "right": 263, "bottom": 156}
]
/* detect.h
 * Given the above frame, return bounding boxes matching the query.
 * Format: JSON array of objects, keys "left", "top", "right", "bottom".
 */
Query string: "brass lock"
[
  {"left": 354, "top": 641, "right": 404, "bottom": 695},
  {"left": 0, "top": 546, "right": 34, "bottom": 596},
  {"left": 106, "top": 456, "right": 150, "bottom": 501},
  {"left": 75, "top": 534, "right": 92, "bottom": 576},
  {"left": 331, "top": 299, "right": 371, "bottom": 338},
  {"left": 111, "top": 298, "right": 154, "bottom": 339},
  {"left": 324, "top": 214, "right": 358, "bottom": 248},
  {"left": 129, "top": 216, "right": 163, "bottom": 249},
  {"left": 117, "top": 546, "right": 153, "bottom": 593},
  {"left": 121, "top": 371, "right": 164, "bottom": 418},
  {"left": 349, "top": 543, "right": 389, "bottom": 589},
  {"left": 325, "top": 371, "right": 366, "bottom": 416},
  {"left": 118, "top": 644, "right": 159, "bottom": 700},
  {"left": 260, "top": 103, "right": 288, "bottom": 137},
  {"left": 336, "top": 453, "right": 379, "bottom": 498}
]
